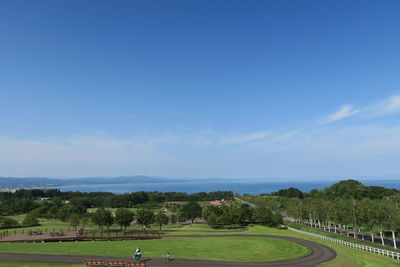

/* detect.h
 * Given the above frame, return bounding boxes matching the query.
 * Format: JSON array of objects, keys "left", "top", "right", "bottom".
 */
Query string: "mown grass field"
[
  {"left": 0, "top": 236, "right": 309, "bottom": 262},
  {"left": 1, "top": 224, "right": 400, "bottom": 266},
  {"left": 245, "top": 226, "right": 400, "bottom": 267}
]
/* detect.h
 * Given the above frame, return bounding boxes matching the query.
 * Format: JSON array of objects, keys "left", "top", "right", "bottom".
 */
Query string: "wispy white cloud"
[
  {"left": 321, "top": 95, "right": 400, "bottom": 124},
  {"left": 3, "top": 95, "right": 400, "bottom": 178},
  {"left": 371, "top": 95, "right": 400, "bottom": 115},
  {"left": 386, "top": 95, "right": 400, "bottom": 112},
  {"left": 219, "top": 131, "right": 271, "bottom": 144},
  {"left": 322, "top": 105, "right": 361, "bottom": 124},
  {"left": 2, "top": 125, "right": 400, "bottom": 178}
]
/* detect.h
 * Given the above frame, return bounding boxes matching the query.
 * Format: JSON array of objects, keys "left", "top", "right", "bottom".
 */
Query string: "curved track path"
[{"left": 0, "top": 234, "right": 336, "bottom": 267}]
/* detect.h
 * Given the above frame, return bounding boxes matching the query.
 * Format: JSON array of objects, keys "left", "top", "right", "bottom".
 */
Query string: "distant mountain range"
[{"left": 0, "top": 176, "right": 180, "bottom": 188}]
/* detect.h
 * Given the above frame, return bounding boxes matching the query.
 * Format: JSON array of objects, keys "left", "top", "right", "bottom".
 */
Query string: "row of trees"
[
  {"left": 270, "top": 180, "right": 398, "bottom": 200},
  {"left": 282, "top": 196, "right": 400, "bottom": 248},
  {"left": 72, "top": 202, "right": 204, "bottom": 232},
  {"left": 243, "top": 180, "right": 400, "bottom": 249},
  {"left": 202, "top": 203, "right": 282, "bottom": 228},
  {"left": 0, "top": 190, "right": 234, "bottom": 216}
]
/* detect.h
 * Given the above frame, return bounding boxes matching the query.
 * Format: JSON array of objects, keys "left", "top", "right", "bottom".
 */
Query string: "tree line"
[
  {"left": 242, "top": 180, "right": 400, "bottom": 249},
  {"left": 0, "top": 190, "right": 234, "bottom": 216}
]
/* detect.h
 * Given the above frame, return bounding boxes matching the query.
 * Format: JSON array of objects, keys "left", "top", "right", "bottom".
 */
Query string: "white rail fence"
[{"left": 288, "top": 227, "right": 400, "bottom": 260}]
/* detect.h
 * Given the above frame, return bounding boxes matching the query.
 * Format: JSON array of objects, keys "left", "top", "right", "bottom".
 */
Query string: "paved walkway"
[{"left": 0, "top": 234, "right": 336, "bottom": 266}]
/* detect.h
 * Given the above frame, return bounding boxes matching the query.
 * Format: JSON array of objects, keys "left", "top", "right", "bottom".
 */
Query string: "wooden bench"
[
  {"left": 85, "top": 259, "right": 104, "bottom": 266},
  {"left": 85, "top": 260, "right": 148, "bottom": 266},
  {"left": 50, "top": 231, "right": 64, "bottom": 236},
  {"left": 127, "top": 262, "right": 147, "bottom": 266},
  {"left": 104, "top": 260, "right": 126, "bottom": 266}
]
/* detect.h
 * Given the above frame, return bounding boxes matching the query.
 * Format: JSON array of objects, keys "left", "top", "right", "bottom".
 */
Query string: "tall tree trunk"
[
  {"left": 392, "top": 230, "right": 397, "bottom": 249},
  {"left": 371, "top": 232, "right": 374, "bottom": 243},
  {"left": 334, "top": 224, "right": 337, "bottom": 233},
  {"left": 380, "top": 229, "right": 385, "bottom": 246},
  {"left": 360, "top": 229, "right": 364, "bottom": 240},
  {"left": 352, "top": 199, "right": 358, "bottom": 239}
]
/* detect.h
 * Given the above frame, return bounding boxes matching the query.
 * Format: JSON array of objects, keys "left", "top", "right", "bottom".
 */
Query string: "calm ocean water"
[{"left": 55, "top": 180, "right": 400, "bottom": 194}]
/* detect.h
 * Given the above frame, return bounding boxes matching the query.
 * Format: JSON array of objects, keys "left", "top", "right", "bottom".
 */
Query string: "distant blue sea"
[{"left": 54, "top": 180, "right": 400, "bottom": 194}]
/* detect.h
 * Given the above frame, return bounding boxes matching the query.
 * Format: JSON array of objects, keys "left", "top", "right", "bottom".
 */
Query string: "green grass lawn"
[
  {"left": 0, "top": 236, "right": 309, "bottom": 262},
  {"left": 166, "top": 225, "right": 400, "bottom": 266},
  {"left": 2, "top": 224, "right": 400, "bottom": 266},
  {"left": 241, "top": 226, "right": 400, "bottom": 267}
]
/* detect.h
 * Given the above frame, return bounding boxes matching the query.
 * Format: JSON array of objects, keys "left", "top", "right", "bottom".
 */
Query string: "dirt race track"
[{"left": 0, "top": 234, "right": 336, "bottom": 267}]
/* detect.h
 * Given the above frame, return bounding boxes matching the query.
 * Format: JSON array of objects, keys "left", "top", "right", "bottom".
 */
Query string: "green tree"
[
  {"left": 69, "top": 213, "right": 81, "bottom": 230},
  {"left": 115, "top": 208, "right": 134, "bottom": 230},
  {"left": 154, "top": 210, "right": 169, "bottom": 230},
  {"left": 182, "top": 202, "right": 202, "bottom": 224},
  {"left": 176, "top": 209, "right": 185, "bottom": 224},
  {"left": 0, "top": 217, "right": 20, "bottom": 228},
  {"left": 238, "top": 204, "right": 253, "bottom": 225},
  {"left": 92, "top": 208, "right": 113, "bottom": 231},
  {"left": 23, "top": 213, "right": 40, "bottom": 226},
  {"left": 80, "top": 214, "right": 90, "bottom": 230},
  {"left": 272, "top": 187, "right": 304, "bottom": 198},
  {"left": 251, "top": 206, "right": 281, "bottom": 226},
  {"left": 206, "top": 213, "right": 218, "bottom": 228},
  {"left": 69, "top": 197, "right": 87, "bottom": 215},
  {"left": 57, "top": 205, "right": 71, "bottom": 222},
  {"left": 104, "top": 210, "right": 114, "bottom": 231},
  {"left": 324, "top": 180, "right": 366, "bottom": 200},
  {"left": 136, "top": 209, "right": 155, "bottom": 228},
  {"left": 169, "top": 214, "right": 177, "bottom": 225}
]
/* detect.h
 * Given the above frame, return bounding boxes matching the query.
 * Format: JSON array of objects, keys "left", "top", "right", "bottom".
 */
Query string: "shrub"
[
  {"left": 0, "top": 217, "right": 20, "bottom": 229},
  {"left": 22, "top": 213, "right": 40, "bottom": 226}
]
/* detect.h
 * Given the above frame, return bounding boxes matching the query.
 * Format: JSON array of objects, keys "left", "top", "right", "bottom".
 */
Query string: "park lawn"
[
  {"left": 244, "top": 226, "right": 400, "bottom": 267},
  {"left": 2, "top": 225, "right": 400, "bottom": 266},
  {"left": 0, "top": 262, "right": 82, "bottom": 267},
  {"left": 318, "top": 244, "right": 400, "bottom": 267},
  {"left": 164, "top": 225, "right": 400, "bottom": 266},
  {"left": 0, "top": 236, "right": 309, "bottom": 262}
]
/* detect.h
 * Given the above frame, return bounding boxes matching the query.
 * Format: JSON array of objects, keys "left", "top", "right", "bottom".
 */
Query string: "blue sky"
[{"left": 1, "top": 0, "right": 400, "bottom": 179}]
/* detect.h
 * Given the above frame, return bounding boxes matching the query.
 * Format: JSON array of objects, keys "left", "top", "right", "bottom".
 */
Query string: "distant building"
[{"left": 210, "top": 201, "right": 222, "bottom": 205}]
